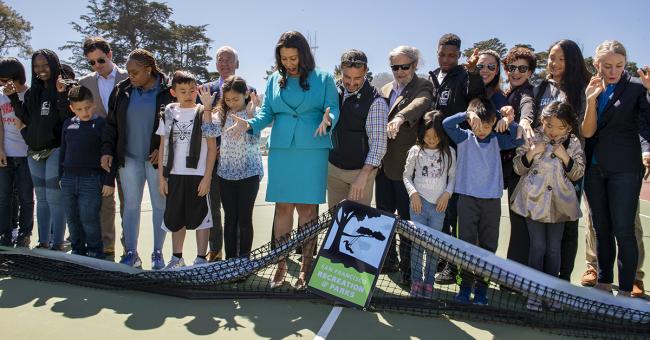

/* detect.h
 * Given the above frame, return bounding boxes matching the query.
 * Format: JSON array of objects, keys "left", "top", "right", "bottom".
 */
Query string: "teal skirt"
[{"left": 266, "top": 146, "right": 329, "bottom": 204}]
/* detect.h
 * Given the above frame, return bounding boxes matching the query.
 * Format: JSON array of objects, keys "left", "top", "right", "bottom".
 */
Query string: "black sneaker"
[
  {"left": 435, "top": 263, "right": 457, "bottom": 285},
  {"left": 399, "top": 272, "right": 412, "bottom": 287},
  {"left": 0, "top": 235, "right": 13, "bottom": 247},
  {"left": 15, "top": 234, "right": 31, "bottom": 248}
]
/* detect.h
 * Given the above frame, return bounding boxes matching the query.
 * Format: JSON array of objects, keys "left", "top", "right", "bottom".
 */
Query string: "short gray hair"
[
  {"left": 388, "top": 45, "right": 420, "bottom": 65},
  {"left": 216, "top": 46, "right": 239, "bottom": 64}
]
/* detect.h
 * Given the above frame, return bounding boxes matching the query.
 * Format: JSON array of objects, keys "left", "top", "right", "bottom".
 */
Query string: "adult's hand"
[
  {"left": 56, "top": 76, "right": 67, "bottom": 93},
  {"left": 519, "top": 119, "right": 536, "bottom": 143},
  {"left": 465, "top": 48, "right": 479, "bottom": 72},
  {"left": 638, "top": 66, "right": 650, "bottom": 90},
  {"left": 0, "top": 149, "right": 7, "bottom": 167},
  {"left": 226, "top": 114, "right": 250, "bottom": 134},
  {"left": 148, "top": 150, "right": 158, "bottom": 165},
  {"left": 585, "top": 76, "right": 605, "bottom": 102},
  {"left": 100, "top": 155, "right": 113, "bottom": 172},
  {"left": 387, "top": 115, "right": 405, "bottom": 139},
  {"left": 314, "top": 107, "right": 332, "bottom": 137},
  {"left": 348, "top": 171, "right": 369, "bottom": 201}
]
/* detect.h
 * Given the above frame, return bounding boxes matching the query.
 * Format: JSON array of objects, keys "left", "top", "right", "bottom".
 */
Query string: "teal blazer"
[{"left": 248, "top": 69, "right": 339, "bottom": 149}]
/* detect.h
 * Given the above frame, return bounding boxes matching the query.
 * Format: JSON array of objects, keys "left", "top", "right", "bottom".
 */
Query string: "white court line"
[{"left": 314, "top": 306, "right": 343, "bottom": 340}]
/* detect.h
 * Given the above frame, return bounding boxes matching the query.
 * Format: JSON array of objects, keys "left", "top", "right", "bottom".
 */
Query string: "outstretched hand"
[
  {"left": 246, "top": 92, "right": 260, "bottom": 118},
  {"left": 225, "top": 114, "right": 250, "bottom": 134},
  {"left": 638, "top": 66, "right": 650, "bottom": 90},
  {"left": 198, "top": 86, "right": 217, "bottom": 110},
  {"left": 465, "top": 48, "right": 479, "bottom": 72},
  {"left": 314, "top": 107, "right": 332, "bottom": 137}
]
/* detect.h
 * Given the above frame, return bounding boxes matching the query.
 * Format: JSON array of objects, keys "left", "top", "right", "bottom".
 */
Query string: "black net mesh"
[{"left": 1, "top": 202, "right": 648, "bottom": 339}]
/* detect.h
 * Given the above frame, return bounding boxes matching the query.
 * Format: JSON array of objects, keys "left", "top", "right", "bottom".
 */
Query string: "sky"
[{"left": 5, "top": 0, "right": 650, "bottom": 90}]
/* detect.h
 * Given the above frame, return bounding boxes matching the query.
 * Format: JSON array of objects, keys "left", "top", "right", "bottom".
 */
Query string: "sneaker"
[
  {"left": 423, "top": 283, "right": 434, "bottom": 298},
  {"left": 526, "top": 297, "right": 543, "bottom": 312},
  {"left": 120, "top": 250, "right": 142, "bottom": 268},
  {"left": 151, "top": 250, "right": 165, "bottom": 270},
  {"left": 193, "top": 257, "right": 208, "bottom": 266},
  {"left": 454, "top": 286, "right": 472, "bottom": 303},
  {"left": 207, "top": 251, "right": 222, "bottom": 263},
  {"left": 581, "top": 265, "right": 598, "bottom": 287},
  {"left": 164, "top": 256, "right": 185, "bottom": 270},
  {"left": 473, "top": 285, "right": 489, "bottom": 305},
  {"left": 631, "top": 280, "right": 645, "bottom": 298},
  {"left": 435, "top": 263, "right": 457, "bottom": 285},
  {"left": 15, "top": 234, "right": 31, "bottom": 248},
  {"left": 409, "top": 281, "right": 424, "bottom": 297}
]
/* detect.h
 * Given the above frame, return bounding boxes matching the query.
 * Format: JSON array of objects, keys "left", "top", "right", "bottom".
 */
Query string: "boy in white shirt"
[{"left": 156, "top": 71, "right": 217, "bottom": 269}]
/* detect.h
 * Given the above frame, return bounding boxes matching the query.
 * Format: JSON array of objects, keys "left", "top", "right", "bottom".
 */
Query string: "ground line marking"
[{"left": 314, "top": 306, "right": 343, "bottom": 340}]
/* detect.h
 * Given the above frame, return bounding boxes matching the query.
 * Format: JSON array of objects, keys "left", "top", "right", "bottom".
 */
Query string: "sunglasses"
[
  {"left": 342, "top": 60, "right": 367, "bottom": 68},
  {"left": 88, "top": 58, "right": 107, "bottom": 66},
  {"left": 506, "top": 64, "right": 530, "bottom": 73},
  {"left": 476, "top": 63, "right": 497, "bottom": 71},
  {"left": 390, "top": 63, "right": 412, "bottom": 71}
]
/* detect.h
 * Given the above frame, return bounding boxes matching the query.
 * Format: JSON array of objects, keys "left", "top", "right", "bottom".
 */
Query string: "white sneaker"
[
  {"left": 163, "top": 256, "right": 185, "bottom": 270},
  {"left": 193, "top": 257, "right": 208, "bottom": 266}
]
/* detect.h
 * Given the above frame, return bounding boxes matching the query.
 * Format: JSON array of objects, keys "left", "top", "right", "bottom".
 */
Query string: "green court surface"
[{"left": 1, "top": 157, "right": 648, "bottom": 339}]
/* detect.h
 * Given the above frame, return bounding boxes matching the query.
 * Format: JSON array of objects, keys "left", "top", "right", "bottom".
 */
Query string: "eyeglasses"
[
  {"left": 390, "top": 63, "right": 412, "bottom": 71},
  {"left": 88, "top": 58, "right": 107, "bottom": 66},
  {"left": 505, "top": 64, "right": 530, "bottom": 73},
  {"left": 342, "top": 60, "right": 367, "bottom": 68},
  {"left": 476, "top": 63, "right": 497, "bottom": 71}
]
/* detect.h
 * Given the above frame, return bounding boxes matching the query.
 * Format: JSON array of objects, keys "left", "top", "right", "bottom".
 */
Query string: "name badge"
[{"left": 40, "top": 101, "right": 50, "bottom": 116}]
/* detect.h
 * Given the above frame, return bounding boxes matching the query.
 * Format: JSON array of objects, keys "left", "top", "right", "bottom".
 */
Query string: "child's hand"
[
  {"left": 2, "top": 80, "right": 17, "bottom": 96},
  {"left": 102, "top": 185, "right": 115, "bottom": 197},
  {"left": 197, "top": 176, "right": 211, "bottom": 197},
  {"left": 526, "top": 142, "right": 546, "bottom": 162},
  {"left": 246, "top": 92, "right": 260, "bottom": 118},
  {"left": 0, "top": 149, "right": 7, "bottom": 167},
  {"left": 467, "top": 111, "right": 481, "bottom": 131},
  {"left": 198, "top": 86, "right": 216, "bottom": 111},
  {"left": 410, "top": 193, "right": 422, "bottom": 215},
  {"left": 158, "top": 177, "right": 168, "bottom": 197},
  {"left": 435, "top": 192, "right": 451, "bottom": 212},
  {"left": 552, "top": 143, "right": 570, "bottom": 164}
]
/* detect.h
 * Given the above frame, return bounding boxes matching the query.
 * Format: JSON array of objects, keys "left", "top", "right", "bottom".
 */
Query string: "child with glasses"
[{"left": 442, "top": 97, "right": 524, "bottom": 305}]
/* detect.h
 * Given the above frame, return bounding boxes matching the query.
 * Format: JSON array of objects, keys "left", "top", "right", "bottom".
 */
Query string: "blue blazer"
[{"left": 248, "top": 69, "right": 339, "bottom": 149}]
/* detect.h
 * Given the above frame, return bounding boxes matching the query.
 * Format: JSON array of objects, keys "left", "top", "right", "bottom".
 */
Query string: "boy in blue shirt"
[
  {"left": 60, "top": 85, "right": 116, "bottom": 258},
  {"left": 443, "top": 97, "right": 523, "bottom": 305}
]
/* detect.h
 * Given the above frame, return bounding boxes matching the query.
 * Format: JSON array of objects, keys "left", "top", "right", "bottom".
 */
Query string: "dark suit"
[
  {"left": 375, "top": 76, "right": 432, "bottom": 279},
  {"left": 584, "top": 72, "right": 650, "bottom": 292}
]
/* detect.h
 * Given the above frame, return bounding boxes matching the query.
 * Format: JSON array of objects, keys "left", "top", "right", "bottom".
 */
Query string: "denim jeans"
[
  {"left": 118, "top": 157, "right": 166, "bottom": 252},
  {"left": 410, "top": 198, "right": 445, "bottom": 284},
  {"left": 27, "top": 148, "right": 65, "bottom": 246},
  {"left": 60, "top": 173, "right": 103, "bottom": 256},
  {"left": 0, "top": 157, "right": 34, "bottom": 239},
  {"left": 584, "top": 165, "right": 642, "bottom": 292},
  {"left": 526, "top": 218, "right": 564, "bottom": 277}
]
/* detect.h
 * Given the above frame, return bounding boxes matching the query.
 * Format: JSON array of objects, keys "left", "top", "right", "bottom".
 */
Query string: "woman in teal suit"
[{"left": 230, "top": 31, "right": 339, "bottom": 289}]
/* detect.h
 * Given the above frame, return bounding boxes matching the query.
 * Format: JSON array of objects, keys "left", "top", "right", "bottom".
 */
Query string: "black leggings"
[{"left": 219, "top": 175, "right": 260, "bottom": 259}]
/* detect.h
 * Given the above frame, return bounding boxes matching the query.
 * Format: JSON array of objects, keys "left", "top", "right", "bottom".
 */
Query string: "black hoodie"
[
  {"left": 428, "top": 65, "right": 484, "bottom": 117},
  {"left": 9, "top": 49, "right": 72, "bottom": 151}
]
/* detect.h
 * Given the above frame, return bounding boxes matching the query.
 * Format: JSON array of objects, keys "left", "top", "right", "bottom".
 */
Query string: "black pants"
[
  {"left": 559, "top": 180, "right": 583, "bottom": 281},
  {"left": 375, "top": 168, "right": 411, "bottom": 274},
  {"left": 219, "top": 175, "right": 260, "bottom": 259},
  {"left": 209, "top": 166, "right": 224, "bottom": 253},
  {"left": 503, "top": 159, "right": 529, "bottom": 265},
  {"left": 457, "top": 194, "right": 501, "bottom": 288}
]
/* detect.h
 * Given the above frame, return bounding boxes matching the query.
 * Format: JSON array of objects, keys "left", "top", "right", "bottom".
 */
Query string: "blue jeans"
[
  {"left": 0, "top": 157, "right": 34, "bottom": 239},
  {"left": 410, "top": 198, "right": 445, "bottom": 284},
  {"left": 584, "top": 165, "right": 642, "bottom": 292},
  {"left": 60, "top": 173, "right": 103, "bottom": 256},
  {"left": 118, "top": 157, "right": 166, "bottom": 252},
  {"left": 27, "top": 148, "right": 65, "bottom": 246}
]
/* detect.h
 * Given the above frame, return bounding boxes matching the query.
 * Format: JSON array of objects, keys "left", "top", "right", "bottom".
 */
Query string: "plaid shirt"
[{"left": 342, "top": 85, "right": 388, "bottom": 167}]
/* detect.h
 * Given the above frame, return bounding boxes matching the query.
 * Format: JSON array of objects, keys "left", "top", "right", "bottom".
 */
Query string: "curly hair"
[{"left": 503, "top": 46, "right": 537, "bottom": 71}]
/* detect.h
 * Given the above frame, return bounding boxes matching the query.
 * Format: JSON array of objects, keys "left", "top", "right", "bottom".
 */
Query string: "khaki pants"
[
  {"left": 585, "top": 199, "right": 645, "bottom": 280},
  {"left": 327, "top": 162, "right": 377, "bottom": 209},
  {"left": 100, "top": 177, "right": 124, "bottom": 254}
]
